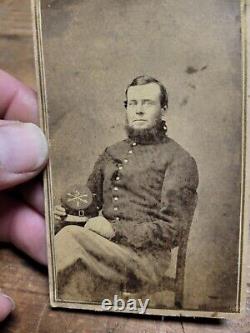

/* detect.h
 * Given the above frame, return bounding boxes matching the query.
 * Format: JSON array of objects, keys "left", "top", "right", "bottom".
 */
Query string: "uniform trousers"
[{"left": 55, "top": 222, "right": 171, "bottom": 302}]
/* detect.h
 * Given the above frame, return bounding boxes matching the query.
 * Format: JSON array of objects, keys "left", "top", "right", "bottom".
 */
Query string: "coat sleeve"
[
  {"left": 157, "top": 153, "right": 199, "bottom": 248},
  {"left": 84, "top": 150, "right": 107, "bottom": 217},
  {"left": 142, "top": 153, "right": 198, "bottom": 250}
]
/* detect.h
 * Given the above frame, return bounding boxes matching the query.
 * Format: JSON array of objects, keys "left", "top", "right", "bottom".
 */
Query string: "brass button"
[
  {"left": 128, "top": 150, "right": 133, "bottom": 154},
  {"left": 114, "top": 207, "right": 118, "bottom": 211},
  {"left": 116, "top": 176, "right": 120, "bottom": 181},
  {"left": 124, "top": 159, "right": 128, "bottom": 163},
  {"left": 114, "top": 187, "right": 118, "bottom": 191}
]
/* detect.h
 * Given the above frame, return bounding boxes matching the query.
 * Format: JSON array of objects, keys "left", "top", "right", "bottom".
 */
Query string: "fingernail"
[
  {"left": 0, "top": 293, "right": 16, "bottom": 311},
  {"left": 0, "top": 122, "right": 48, "bottom": 173}
]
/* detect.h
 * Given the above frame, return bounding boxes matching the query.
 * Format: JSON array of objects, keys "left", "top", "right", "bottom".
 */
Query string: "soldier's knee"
[{"left": 55, "top": 225, "right": 83, "bottom": 241}]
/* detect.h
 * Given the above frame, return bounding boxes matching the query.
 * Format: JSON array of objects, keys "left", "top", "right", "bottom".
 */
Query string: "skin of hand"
[
  {"left": 0, "top": 70, "right": 48, "bottom": 322},
  {"left": 54, "top": 205, "right": 67, "bottom": 221},
  {"left": 84, "top": 216, "right": 115, "bottom": 239},
  {"left": 54, "top": 205, "right": 88, "bottom": 223}
]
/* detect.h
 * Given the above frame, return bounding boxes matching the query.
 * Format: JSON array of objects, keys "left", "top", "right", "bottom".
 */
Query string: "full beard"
[{"left": 125, "top": 118, "right": 167, "bottom": 144}]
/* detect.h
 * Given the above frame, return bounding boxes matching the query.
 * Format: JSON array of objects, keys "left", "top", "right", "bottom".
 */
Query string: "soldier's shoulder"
[
  {"left": 165, "top": 138, "right": 199, "bottom": 186},
  {"left": 165, "top": 137, "right": 197, "bottom": 166},
  {"left": 105, "top": 139, "right": 129, "bottom": 155}
]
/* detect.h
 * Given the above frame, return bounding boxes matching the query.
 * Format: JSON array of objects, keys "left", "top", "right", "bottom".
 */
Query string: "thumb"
[
  {"left": 0, "top": 121, "right": 48, "bottom": 190},
  {"left": 0, "top": 293, "right": 15, "bottom": 322}
]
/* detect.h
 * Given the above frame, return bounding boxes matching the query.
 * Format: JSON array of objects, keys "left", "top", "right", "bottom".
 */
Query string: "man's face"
[{"left": 126, "top": 83, "right": 163, "bottom": 130}]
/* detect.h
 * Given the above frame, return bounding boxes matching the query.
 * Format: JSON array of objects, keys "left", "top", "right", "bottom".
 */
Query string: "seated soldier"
[{"left": 54, "top": 75, "right": 199, "bottom": 302}]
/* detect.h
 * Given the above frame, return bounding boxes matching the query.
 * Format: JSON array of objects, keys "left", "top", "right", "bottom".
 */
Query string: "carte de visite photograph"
[{"left": 32, "top": 0, "right": 248, "bottom": 318}]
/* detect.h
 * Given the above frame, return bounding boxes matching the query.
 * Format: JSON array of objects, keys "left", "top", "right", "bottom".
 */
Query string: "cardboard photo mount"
[{"left": 31, "top": 0, "right": 249, "bottom": 318}]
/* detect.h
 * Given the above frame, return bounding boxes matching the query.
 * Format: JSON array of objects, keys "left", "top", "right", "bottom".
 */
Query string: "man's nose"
[{"left": 136, "top": 102, "right": 144, "bottom": 114}]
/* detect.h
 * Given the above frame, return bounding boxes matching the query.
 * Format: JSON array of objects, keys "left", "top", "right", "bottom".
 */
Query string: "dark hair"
[{"left": 124, "top": 75, "right": 168, "bottom": 109}]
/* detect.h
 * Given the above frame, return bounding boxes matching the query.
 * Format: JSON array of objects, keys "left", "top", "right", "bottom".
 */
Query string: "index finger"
[
  {"left": 55, "top": 205, "right": 66, "bottom": 213},
  {"left": 0, "top": 69, "right": 38, "bottom": 124}
]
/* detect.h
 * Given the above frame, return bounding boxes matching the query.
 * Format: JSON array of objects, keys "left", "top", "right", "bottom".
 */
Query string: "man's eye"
[
  {"left": 128, "top": 101, "right": 136, "bottom": 106},
  {"left": 144, "top": 100, "right": 154, "bottom": 105}
]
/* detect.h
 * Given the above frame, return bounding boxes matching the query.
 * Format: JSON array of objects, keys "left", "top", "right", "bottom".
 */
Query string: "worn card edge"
[{"left": 31, "top": 0, "right": 56, "bottom": 308}]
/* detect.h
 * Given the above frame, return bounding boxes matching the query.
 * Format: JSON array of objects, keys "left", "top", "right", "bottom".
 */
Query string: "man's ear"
[{"left": 161, "top": 105, "right": 167, "bottom": 113}]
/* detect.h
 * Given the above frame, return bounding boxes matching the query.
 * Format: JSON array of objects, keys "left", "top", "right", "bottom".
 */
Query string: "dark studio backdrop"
[{"left": 41, "top": 0, "right": 242, "bottom": 311}]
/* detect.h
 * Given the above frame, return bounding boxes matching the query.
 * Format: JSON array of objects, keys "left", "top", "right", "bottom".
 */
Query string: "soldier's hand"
[
  {"left": 84, "top": 216, "right": 115, "bottom": 239},
  {"left": 54, "top": 205, "right": 67, "bottom": 221},
  {"left": 54, "top": 205, "right": 89, "bottom": 223}
]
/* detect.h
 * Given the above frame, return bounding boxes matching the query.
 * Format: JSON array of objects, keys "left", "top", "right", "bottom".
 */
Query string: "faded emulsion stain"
[
  {"left": 188, "top": 83, "right": 196, "bottom": 90},
  {"left": 186, "top": 66, "right": 199, "bottom": 74},
  {"left": 180, "top": 96, "right": 189, "bottom": 107},
  {"left": 42, "top": 0, "right": 83, "bottom": 9},
  {"left": 186, "top": 65, "right": 208, "bottom": 74},
  {"left": 41, "top": 0, "right": 84, "bottom": 37},
  {"left": 200, "top": 65, "right": 208, "bottom": 71},
  {"left": 208, "top": 295, "right": 219, "bottom": 300}
]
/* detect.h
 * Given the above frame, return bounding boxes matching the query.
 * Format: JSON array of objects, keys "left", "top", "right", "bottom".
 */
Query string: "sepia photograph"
[{"left": 33, "top": 0, "right": 248, "bottom": 317}]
